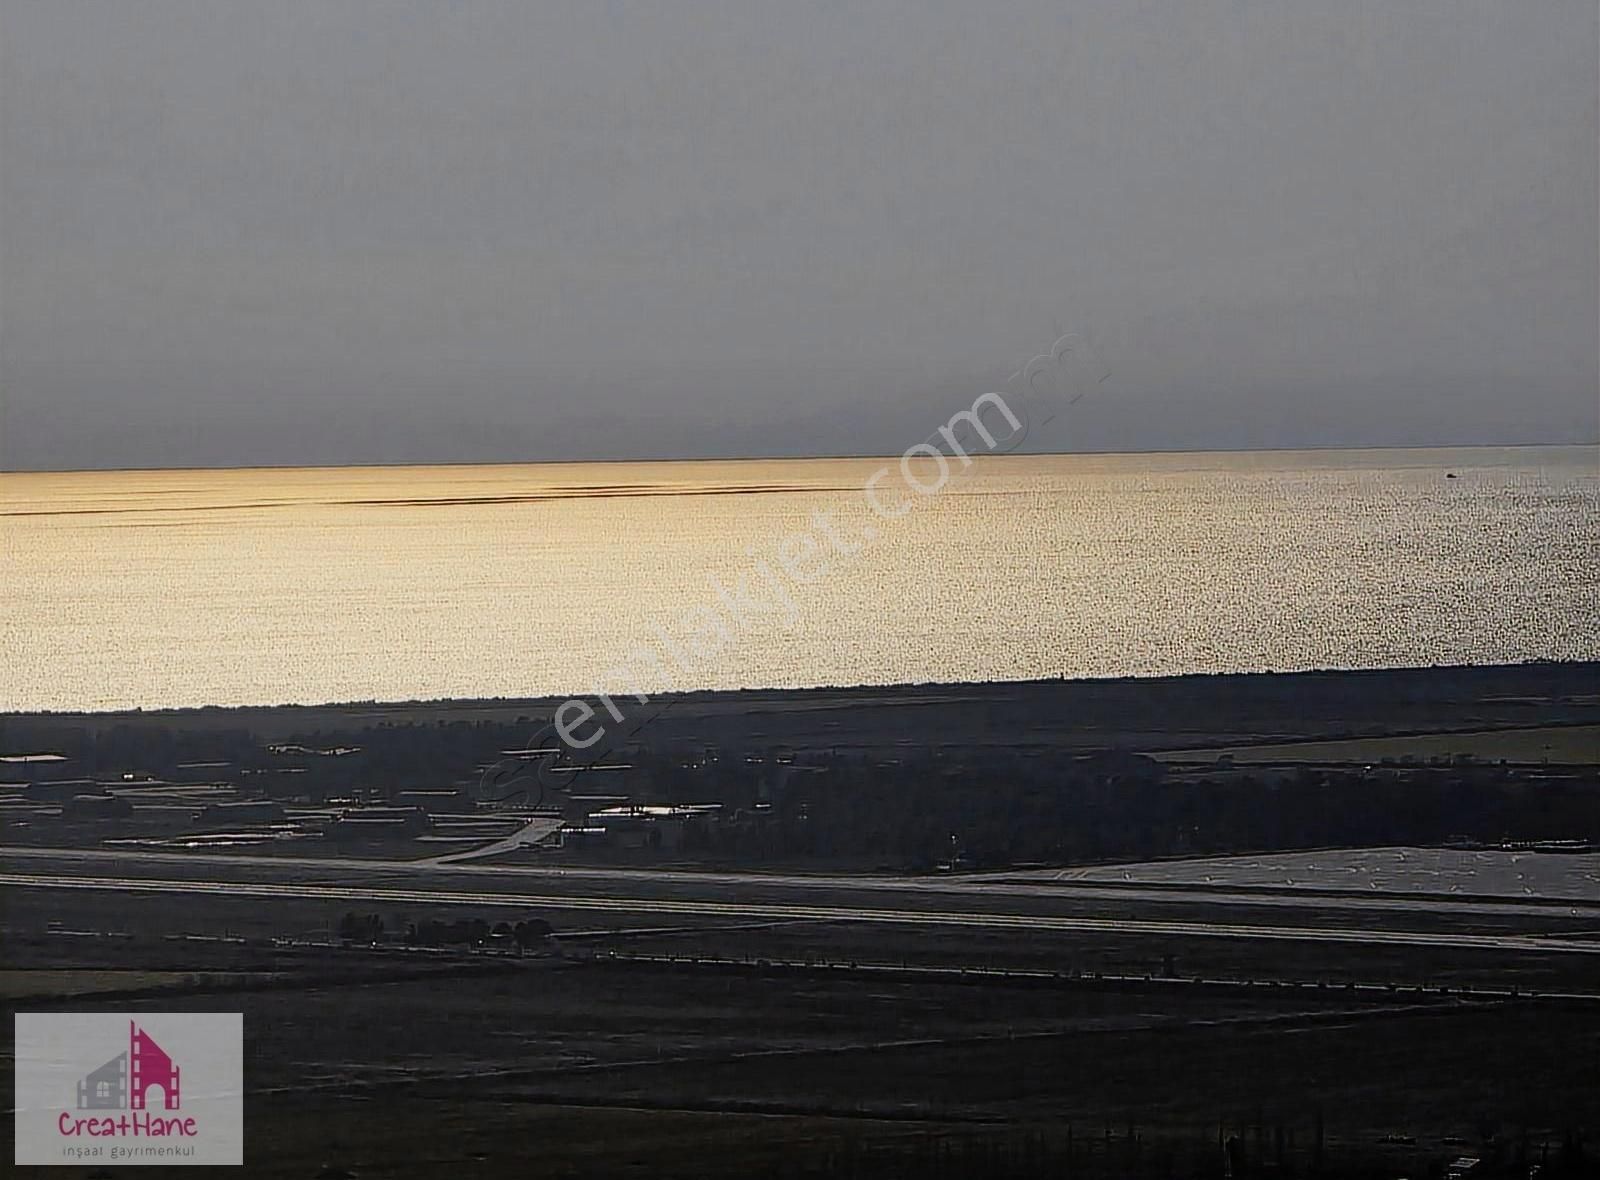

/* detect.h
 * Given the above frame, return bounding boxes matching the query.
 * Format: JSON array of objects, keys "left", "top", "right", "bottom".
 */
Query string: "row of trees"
[{"left": 335, "top": 911, "right": 553, "bottom": 951}]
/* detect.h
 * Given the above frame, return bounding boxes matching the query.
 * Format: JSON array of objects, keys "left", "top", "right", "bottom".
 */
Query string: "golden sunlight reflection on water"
[{"left": 2, "top": 447, "right": 1595, "bottom": 711}]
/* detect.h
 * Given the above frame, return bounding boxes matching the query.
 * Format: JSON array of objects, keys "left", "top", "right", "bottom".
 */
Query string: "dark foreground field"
[
  {"left": 5, "top": 958, "right": 1598, "bottom": 1178},
  {"left": 5, "top": 884, "right": 1599, "bottom": 1178}
]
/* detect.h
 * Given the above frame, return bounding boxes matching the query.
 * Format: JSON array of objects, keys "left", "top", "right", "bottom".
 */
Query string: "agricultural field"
[{"left": 1155, "top": 723, "right": 1600, "bottom": 765}]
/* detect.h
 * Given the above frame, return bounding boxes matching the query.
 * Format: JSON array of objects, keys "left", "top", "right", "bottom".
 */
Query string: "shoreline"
[{"left": 6, "top": 659, "right": 1598, "bottom": 739}]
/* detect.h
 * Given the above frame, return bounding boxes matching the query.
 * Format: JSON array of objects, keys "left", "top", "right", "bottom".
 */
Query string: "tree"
[
  {"left": 337, "top": 912, "right": 383, "bottom": 944},
  {"left": 513, "top": 918, "right": 553, "bottom": 952}
]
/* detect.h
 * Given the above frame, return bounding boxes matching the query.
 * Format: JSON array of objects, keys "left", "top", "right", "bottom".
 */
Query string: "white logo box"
[{"left": 14, "top": 1013, "right": 243, "bottom": 1167}]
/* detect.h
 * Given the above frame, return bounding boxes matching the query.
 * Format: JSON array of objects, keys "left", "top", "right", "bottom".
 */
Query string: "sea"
[{"left": 2, "top": 446, "right": 1596, "bottom": 713}]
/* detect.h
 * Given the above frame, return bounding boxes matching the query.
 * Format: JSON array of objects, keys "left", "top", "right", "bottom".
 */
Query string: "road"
[
  {"left": 4, "top": 845, "right": 1599, "bottom": 917},
  {"left": 4, "top": 845, "right": 1599, "bottom": 956}
]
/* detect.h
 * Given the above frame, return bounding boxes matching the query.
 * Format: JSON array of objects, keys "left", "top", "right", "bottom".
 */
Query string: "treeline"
[
  {"left": 336, "top": 911, "right": 553, "bottom": 951},
  {"left": 665, "top": 758, "right": 1600, "bottom": 869}
]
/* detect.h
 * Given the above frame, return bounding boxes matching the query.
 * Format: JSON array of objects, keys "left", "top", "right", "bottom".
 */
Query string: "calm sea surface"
[{"left": 3, "top": 447, "right": 1596, "bottom": 712}]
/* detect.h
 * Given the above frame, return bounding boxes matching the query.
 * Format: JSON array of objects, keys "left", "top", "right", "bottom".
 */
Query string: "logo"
[
  {"left": 14, "top": 1013, "right": 242, "bottom": 1166},
  {"left": 76, "top": 1022, "right": 181, "bottom": 1111}
]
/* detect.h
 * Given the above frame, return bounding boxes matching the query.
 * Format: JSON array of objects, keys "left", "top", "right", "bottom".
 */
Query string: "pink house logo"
[{"left": 76, "top": 1022, "right": 180, "bottom": 1111}]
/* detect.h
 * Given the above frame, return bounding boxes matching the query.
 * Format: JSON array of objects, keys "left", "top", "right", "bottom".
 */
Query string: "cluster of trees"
[
  {"left": 336, "top": 911, "right": 553, "bottom": 952},
  {"left": 335, "top": 911, "right": 386, "bottom": 943},
  {"left": 0, "top": 722, "right": 262, "bottom": 777},
  {"left": 309, "top": 726, "right": 1598, "bottom": 870},
  {"left": 666, "top": 756, "right": 1599, "bottom": 869}
]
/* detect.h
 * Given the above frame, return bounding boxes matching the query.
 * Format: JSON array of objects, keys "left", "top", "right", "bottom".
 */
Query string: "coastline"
[{"left": 7, "top": 660, "right": 1598, "bottom": 747}]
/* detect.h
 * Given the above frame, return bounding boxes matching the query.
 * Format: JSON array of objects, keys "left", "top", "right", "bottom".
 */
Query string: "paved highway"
[
  {"left": 4, "top": 862, "right": 1600, "bottom": 956},
  {"left": 4, "top": 845, "right": 1598, "bottom": 922}
]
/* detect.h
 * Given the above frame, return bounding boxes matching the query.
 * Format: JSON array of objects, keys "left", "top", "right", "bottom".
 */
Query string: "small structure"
[
  {"left": 63, "top": 793, "right": 133, "bottom": 820},
  {"left": 395, "top": 789, "right": 473, "bottom": 814},
  {"left": 26, "top": 778, "right": 99, "bottom": 802},
  {"left": 0, "top": 753, "right": 70, "bottom": 783},
  {"left": 574, "top": 804, "right": 720, "bottom": 852},
  {"left": 329, "top": 805, "right": 431, "bottom": 841}
]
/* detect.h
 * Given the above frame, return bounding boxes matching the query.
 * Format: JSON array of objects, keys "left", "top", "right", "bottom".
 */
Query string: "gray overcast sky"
[{"left": 1, "top": 1, "right": 1595, "bottom": 470}]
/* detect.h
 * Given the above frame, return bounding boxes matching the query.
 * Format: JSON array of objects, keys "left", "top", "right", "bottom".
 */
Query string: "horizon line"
[{"left": 3, "top": 437, "right": 1596, "bottom": 478}]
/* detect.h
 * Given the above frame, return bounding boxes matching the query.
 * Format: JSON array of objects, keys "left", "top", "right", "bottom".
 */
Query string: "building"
[
  {"left": 329, "top": 805, "right": 431, "bottom": 842},
  {"left": 567, "top": 804, "right": 720, "bottom": 852},
  {"left": 395, "top": 789, "right": 474, "bottom": 814},
  {"left": 26, "top": 778, "right": 99, "bottom": 802},
  {"left": 63, "top": 793, "right": 133, "bottom": 820}
]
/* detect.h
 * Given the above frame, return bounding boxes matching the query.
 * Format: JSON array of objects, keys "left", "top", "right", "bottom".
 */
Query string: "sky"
[{"left": 1, "top": 1, "right": 1595, "bottom": 471}]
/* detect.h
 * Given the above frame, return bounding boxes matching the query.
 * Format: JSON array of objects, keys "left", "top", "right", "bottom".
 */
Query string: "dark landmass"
[
  {"left": 4, "top": 662, "right": 1596, "bottom": 869},
  {"left": 8, "top": 659, "right": 1599, "bottom": 746},
  {"left": 4, "top": 662, "right": 1599, "bottom": 1177}
]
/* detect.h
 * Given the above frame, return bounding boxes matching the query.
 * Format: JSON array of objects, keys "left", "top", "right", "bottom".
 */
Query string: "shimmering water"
[{"left": 2, "top": 446, "right": 1595, "bottom": 712}]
